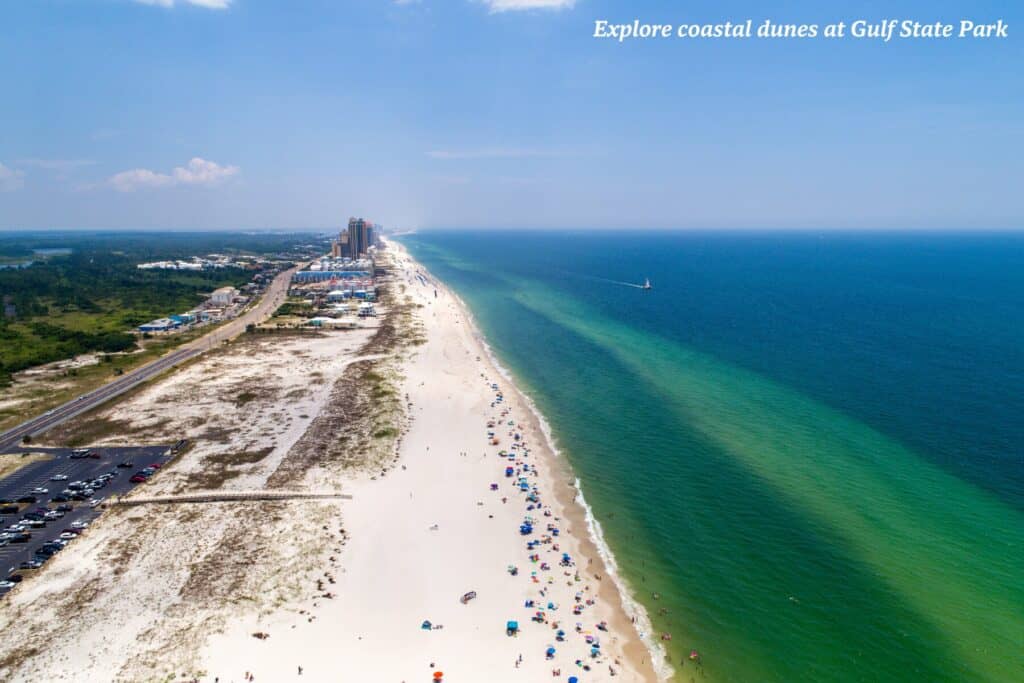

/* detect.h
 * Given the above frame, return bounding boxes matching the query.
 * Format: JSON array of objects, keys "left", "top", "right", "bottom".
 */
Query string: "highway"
[{"left": 0, "top": 265, "right": 300, "bottom": 453}]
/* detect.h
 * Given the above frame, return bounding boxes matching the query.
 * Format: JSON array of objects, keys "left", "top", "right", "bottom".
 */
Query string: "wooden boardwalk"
[{"left": 111, "top": 490, "right": 351, "bottom": 506}]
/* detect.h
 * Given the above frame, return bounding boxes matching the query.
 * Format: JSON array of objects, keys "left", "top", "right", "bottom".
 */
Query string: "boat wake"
[{"left": 564, "top": 271, "right": 649, "bottom": 290}]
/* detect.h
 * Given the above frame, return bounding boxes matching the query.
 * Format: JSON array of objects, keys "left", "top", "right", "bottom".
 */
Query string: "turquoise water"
[{"left": 399, "top": 231, "right": 1024, "bottom": 683}]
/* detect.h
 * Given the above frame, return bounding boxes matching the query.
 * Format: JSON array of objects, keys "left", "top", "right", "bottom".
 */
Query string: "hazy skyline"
[{"left": 1, "top": 0, "right": 1021, "bottom": 231}]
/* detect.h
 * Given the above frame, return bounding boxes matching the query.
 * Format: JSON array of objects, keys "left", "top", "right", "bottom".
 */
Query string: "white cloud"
[
  {"left": 172, "top": 157, "right": 240, "bottom": 184},
  {"left": 0, "top": 162, "right": 25, "bottom": 192},
  {"left": 109, "top": 157, "right": 239, "bottom": 192},
  {"left": 479, "top": 0, "right": 575, "bottom": 12},
  {"left": 132, "top": 0, "right": 232, "bottom": 9}
]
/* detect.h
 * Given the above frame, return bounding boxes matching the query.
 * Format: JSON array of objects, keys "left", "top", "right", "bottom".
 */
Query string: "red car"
[
  {"left": 148, "top": 463, "right": 162, "bottom": 469},
  {"left": 130, "top": 475, "right": 147, "bottom": 483}
]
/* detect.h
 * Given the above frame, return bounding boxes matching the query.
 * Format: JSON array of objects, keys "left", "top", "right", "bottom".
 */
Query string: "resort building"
[{"left": 210, "top": 286, "right": 238, "bottom": 305}]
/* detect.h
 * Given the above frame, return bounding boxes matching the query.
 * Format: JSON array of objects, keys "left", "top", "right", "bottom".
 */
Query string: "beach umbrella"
[
  {"left": 569, "top": 678, "right": 578, "bottom": 683},
  {"left": 433, "top": 672, "right": 444, "bottom": 680}
]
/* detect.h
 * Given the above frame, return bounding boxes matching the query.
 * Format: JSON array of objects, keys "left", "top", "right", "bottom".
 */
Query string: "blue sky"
[{"left": 0, "top": 0, "right": 1021, "bottom": 230}]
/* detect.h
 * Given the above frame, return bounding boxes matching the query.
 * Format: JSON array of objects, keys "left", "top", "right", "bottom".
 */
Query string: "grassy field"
[
  {"left": 0, "top": 326, "right": 219, "bottom": 434},
  {"left": 0, "top": 231, "right": 326, "bottom": 387}
]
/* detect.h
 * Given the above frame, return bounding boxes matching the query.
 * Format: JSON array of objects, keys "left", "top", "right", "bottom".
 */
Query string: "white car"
[
  {"left": 70, "top": 521, "right": 89, "bottom": 530},
  {"left": 59, "top": 532, "right": 77, "bottom": 540},
  {"left": 50, "top": 474, "right": 69, "bottom": 481},
  {"left": 0, "top": 581, "right": 16, "bottom": 589},
  {"left": 30, "top": 487, "right": 48, "bottom": 494}
]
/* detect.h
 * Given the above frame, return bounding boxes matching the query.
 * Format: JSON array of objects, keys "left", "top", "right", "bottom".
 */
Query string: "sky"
[{"left": 0, "top": 0, "right": 1021, "bottom": 230}]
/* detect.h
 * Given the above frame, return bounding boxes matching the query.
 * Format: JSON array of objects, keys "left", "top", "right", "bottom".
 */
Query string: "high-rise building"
[{"left": 348, "top": 217, "right": 372, "bottom": 257}]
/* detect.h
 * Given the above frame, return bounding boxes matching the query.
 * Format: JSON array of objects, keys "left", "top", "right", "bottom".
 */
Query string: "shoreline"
[{"left": 398, "top": 242, "right": 667, "bottom": 681}]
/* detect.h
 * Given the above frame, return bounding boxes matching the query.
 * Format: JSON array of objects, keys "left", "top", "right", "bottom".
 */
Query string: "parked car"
[
  {"left": 30, "top": 487, "right": 48, "bottom": 495},
  {"left": 149, "top": 463, "right": 163, "bottom": 469},
  {"left": 51, "top": 495, "right": 69, "bottom": 503},
  {"left": 19, "top": 560, "right": 42, "bottom": 570},
  {"left": 117, "top": 461, "right": 134, "bottom": 468},
  {"left": 130, "top": 475, "right": 147, "bottom": 483},
  {"left": 87, "top": 451, "right": 101, "bottom": 459},
  {"left": 0, "top": 505, "right": 18, "bottom": 514},
  {"left": 50, "top": 474, "right": 69, "bottom": 481},
  {"left": 0, "top": 581, "right": 16, "bottom": 590},
  {"left": 59, "top": 532, "right": 77, "bottom": 541},
  {"left": 70, "top": 521, "right": 89, "bottom": 530},
  {"left": 69, "top": 493, "right": 87, "bottom": 501},
  {"left": 16, "top": 496, "right": 37, "bottom": 504},
  {"left": 56, "top": 504, "right": 73, "bottom": 512}
]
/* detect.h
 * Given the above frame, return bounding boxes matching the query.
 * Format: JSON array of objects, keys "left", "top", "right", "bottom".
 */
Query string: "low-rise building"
[{"left": 138, "top": 318, "right": 181, "bottom": 333}]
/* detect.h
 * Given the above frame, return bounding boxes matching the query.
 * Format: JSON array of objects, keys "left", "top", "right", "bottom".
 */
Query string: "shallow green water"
[{"left": 401, "top": 231, "right": 1024, "bottom": 682}]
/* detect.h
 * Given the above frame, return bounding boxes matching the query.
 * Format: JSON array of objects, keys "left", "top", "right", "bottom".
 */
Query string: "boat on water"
[{"left": 642, "top": 277, "right": 652, "bottom": 290}]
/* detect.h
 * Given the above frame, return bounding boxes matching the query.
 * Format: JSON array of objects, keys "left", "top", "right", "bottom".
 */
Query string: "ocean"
[{"left": 398, "top": 230, "right": 1024, "bottom": 683}]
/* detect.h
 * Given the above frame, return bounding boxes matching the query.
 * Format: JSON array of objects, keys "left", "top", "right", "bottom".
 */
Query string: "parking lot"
[{"left": 0, "top": 443, "right": 182, "bottom": 595}]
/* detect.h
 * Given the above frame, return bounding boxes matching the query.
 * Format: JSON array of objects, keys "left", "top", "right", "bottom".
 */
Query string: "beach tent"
[{"left": 506, "top": 620, "right": 519, "bottom": 636}]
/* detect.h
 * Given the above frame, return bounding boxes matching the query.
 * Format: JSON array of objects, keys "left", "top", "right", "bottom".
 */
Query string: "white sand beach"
[{"left": 197, "top": 244, "right": 659, "bottom": 682}]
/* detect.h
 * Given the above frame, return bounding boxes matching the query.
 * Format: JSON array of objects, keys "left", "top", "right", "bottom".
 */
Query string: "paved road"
[
  {"left": 0, "top": 445, "right": 175, "bottom": 592},
  {"left": 0, "top": 265, "right": 300, "bottom": 452}
]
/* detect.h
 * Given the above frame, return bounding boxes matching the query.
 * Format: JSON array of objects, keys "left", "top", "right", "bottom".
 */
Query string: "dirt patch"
[
  {"left": 0, "top": 451, "right": 52, "bottom": 479},
  {"left": 180, "top": 447, "right": 275, "bottom": 490},
  {"left": 41, "top": 416, "right": 135, "bottom": 447}
]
